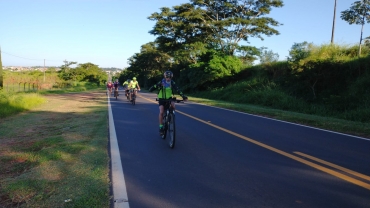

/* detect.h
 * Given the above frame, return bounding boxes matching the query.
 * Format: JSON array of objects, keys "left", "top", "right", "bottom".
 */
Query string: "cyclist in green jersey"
[
  {"left": 149, "top": 70, "right": 188, "bottom": 134},
  {"left": 123, "top": 79, "right": 130, "bottom": 97},
  {"left": 128, "top": 77, "right": 141, "bottom": 101}
]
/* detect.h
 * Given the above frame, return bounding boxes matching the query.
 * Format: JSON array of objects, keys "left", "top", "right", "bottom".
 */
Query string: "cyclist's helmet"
[
  {"left": 164, "top": 71, "right": 173, "bottom": 78},
  {"left": 133, "top": 77, "right": 137, "bottom": 80},
  {"left": 126, "top": 79, "right": 130, "bottom": 82}
]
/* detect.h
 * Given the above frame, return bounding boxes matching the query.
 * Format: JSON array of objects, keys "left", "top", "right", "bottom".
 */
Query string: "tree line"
[
  {"left": 117, "top": 0, "right": 370, "bottom": 122},
  {"left": 120, "top": 0, "right": 284, "bottom": 89},
  {"left": 120, "top": 0, "right": 370, "bottom": 89},
  {"left": 1, "top": 61, "right": 108, "bottom": 92}
]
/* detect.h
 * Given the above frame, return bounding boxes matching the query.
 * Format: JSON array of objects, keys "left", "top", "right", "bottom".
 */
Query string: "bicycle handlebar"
[{"left": 156, "top": 98, "right": 184, "bottom": 103}]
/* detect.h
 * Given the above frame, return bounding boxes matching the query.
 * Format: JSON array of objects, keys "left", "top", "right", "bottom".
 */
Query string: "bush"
[{"left": 0, "top": 91, "right": 45, "bottom": 118}]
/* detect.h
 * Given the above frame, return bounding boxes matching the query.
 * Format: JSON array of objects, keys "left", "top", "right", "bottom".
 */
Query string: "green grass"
[
  {"left": 0, "top": 82, "right": 105, "bottom": 119},
  {"left": 0, "top": 91, "right": 46, "bottom": 118}
]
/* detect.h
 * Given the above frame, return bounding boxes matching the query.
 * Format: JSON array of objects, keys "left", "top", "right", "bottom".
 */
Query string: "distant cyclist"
[
  {"left": 128, "top": 77, "right": 141, "bottom": 101},
  {"left": 122, "top": 79, "right": 130, "bottom": 97},
  {"left": 113, "top": 79, "right": 120, "bottom": 96},
  {"left": 149, "top": 71, "right": 187, "bottom": 134},
  {"left": 106, "top": 81, "right": 113, "bottom": 94}
]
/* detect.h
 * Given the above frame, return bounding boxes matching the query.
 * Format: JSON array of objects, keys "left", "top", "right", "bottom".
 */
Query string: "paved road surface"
[{"left": 109, "top": 92, "right": 370, "bottom": 208}]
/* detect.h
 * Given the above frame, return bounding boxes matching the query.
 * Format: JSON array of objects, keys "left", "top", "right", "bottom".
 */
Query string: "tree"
[
  {"left": 76, "top": 62, "right": 106, "bottom": 84},
  {"left": 148, "top": 0, "right": 284, "bottom": 56},
  {"left": 287, "top": 41, "right": 312, "bottom": 63},
  {"left": 146, "top": 0, "right": 284, "bottom": 89},
  {"left": 341, "top": 0, "right": 370, "bottom": 56},
  {"left": 125, "top": 42, "right": 172, "bottom": 88},
  {"left": 58, "top": 60, "right": 77, "bottom": 80},
  {"left": 259, "top": 49, "right": 279, "bottom": 64},
  {"left": 364, "top": 35, "right": 370, "bottom": 47}
]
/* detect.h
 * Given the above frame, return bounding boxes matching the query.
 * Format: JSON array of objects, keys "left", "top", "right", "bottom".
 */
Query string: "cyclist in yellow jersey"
[
  {"left": 149, "top": 70, "right": 188, "bottom": 134},
  {"left": 128, "top": 77, "right": 140, "bottom": 101}
]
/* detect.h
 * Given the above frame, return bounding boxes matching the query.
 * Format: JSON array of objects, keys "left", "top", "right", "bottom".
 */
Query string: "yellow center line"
[
  {"left": 139, "top": 94, "right": 370, "bottom": 190},
  {"left": 294, "top": 152, "right": 370, "bottom": 182}
]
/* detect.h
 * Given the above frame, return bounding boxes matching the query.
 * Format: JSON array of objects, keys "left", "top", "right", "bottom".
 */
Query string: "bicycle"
[
  {"left": 114, "top": 88, "right": 119, "bottom": 100},
  {"left": 156, "top": 97, "right": 183, "bottom": 149},
  {"left": 124, "top": 88, "right": 130, "bottom": 101},
  {"left": 129, "top": 88, "right": 139, "bottom": 105}
]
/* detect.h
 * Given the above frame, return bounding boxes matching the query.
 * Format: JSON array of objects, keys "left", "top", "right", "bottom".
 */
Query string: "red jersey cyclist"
[{"left": 106, "top": 81, "right": 113, "bottom": 94}]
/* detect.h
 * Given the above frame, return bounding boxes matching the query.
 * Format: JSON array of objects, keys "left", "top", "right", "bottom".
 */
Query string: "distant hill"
[{"left": 101, "top": 67, "right": 122, "bottom": 71}]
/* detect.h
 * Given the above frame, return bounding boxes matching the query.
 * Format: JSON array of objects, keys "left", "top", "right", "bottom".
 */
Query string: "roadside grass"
[
  {"left": 0, "top": 83, "right": 105, "bottom": 119},
  {"left": 187, "top": 96, "right": 370, "bottom": 139},
  {"left": 0, "top": 90, "right": 110, "bottom": 207},
  {"left": 0, "top": 91, "right": 46, "bottom": 118},
  {"left": 39, "top": 82, "right": 105, "bottom": 95}
]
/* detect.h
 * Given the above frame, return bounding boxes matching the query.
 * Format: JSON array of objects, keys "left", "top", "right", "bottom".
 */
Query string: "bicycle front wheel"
[{"left": 167, "top": 113, "right": 176, "bottom": 148}]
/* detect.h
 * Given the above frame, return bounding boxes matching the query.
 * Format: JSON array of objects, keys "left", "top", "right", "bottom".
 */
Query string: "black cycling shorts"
[
  {"left": 158, "top": 100, "right": 166, "bottom": 106},
  {"left": 158, "top": 100, "right": 174, "bottom": 107}
]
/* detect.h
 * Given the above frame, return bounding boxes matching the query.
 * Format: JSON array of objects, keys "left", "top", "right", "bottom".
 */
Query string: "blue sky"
[{"left": 1, "top": 0, "right": 367, "bottom": 68}]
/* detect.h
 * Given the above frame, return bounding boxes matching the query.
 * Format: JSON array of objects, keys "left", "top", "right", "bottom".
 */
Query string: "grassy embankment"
[
  {"left": 188, "top": 44, "right": 370, "bottom": 138},
  {"left": 0, "top": 85, "right": 110, "bottom": 207}
]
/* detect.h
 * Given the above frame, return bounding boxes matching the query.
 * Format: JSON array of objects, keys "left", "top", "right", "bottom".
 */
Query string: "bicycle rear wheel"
[
  {"left": 132, "top": 95, "right": 136, "bottom": 105},
  {"left": 167, "top": 113, "right": 176, "bottom": 148},
  {"left": 161, "top": 114, "right": 167, "bottom": 139}
]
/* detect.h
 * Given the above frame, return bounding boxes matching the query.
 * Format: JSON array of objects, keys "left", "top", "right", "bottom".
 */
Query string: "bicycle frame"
[
  {"left": 114, "top": 88, "right": 119, "bottom": 100},
  {"left": 156, "top": 97, "right": 183, "bottom": 148},
  {"left": 129, "top": 88, "right": 138, "bottom": 105}
]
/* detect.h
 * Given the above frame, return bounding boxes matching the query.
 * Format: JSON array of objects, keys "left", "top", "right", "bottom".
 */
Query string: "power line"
[{"left": 1, "top": 51, "right": 65, "bottom": 62}]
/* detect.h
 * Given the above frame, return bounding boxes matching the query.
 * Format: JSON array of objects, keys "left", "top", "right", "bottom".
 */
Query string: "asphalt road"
[{"left": 110, "top": 91, "right": 370, "bottom": 208}]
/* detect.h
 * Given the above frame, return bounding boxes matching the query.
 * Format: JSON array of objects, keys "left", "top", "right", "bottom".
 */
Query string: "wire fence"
[{"left": 3, "top": 80, "right": 76, "bottom": 92}]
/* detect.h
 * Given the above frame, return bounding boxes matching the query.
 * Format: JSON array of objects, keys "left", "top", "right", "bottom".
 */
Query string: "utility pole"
[{"left": 331, "top": 0, "right": 337, "bottom": 44}]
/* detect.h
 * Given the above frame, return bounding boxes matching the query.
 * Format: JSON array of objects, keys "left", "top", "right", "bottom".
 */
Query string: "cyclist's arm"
[
  {"left": 149, "top": 81, "right": 161, "bottom": 92},
  {"left": 171, "top": 81, "right": 187, "bottom": 99}
]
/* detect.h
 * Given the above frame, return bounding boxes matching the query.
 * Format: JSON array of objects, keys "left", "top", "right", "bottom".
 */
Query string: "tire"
[
  {"left": 167, "top": 113, "right": 176, "bottom": 148},
  {"left": 161, "top": 115, "right": 167, "bottom": 140}
]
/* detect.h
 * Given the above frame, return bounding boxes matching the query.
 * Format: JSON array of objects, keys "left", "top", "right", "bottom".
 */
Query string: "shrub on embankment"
[{"left": 192, "top": 44, "right": 370, "bottom": 123}]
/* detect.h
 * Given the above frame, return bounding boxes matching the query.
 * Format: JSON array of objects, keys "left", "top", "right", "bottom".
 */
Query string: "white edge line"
[
  {"left": 108, "top": 94, "right": 130, "bottom": 208},
  {"left": 188, "top": 101, "right": 370, "bottom": 142}
]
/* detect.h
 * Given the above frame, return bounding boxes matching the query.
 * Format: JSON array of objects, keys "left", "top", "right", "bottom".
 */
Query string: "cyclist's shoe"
[{"left": 159, "top": 126, "right": 164, "bottom": 135}]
